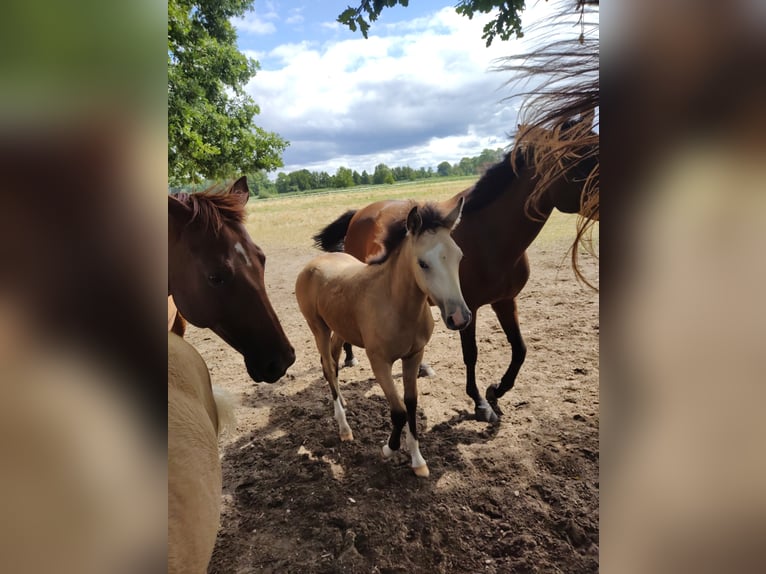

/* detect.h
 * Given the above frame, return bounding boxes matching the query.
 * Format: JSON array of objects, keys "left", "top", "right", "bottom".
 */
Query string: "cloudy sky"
[{"left": 233, "top": 0, "right": 578, "bottom": 176}]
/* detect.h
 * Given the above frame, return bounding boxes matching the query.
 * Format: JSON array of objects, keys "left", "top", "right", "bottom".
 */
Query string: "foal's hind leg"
[
  {"left": 342, "top": 342, "right": 358, "bottom": 368},
  {"left": 485, "top": 298, "right": 527, "bottom": 417},
  {"left": 312, "top": 324, "right": 353, "bottom": 441}
]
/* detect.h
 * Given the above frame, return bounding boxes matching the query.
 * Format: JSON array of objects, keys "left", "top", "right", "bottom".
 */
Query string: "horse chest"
[{"left": 359, "top": 307, "right": 432, "bottom": 359}]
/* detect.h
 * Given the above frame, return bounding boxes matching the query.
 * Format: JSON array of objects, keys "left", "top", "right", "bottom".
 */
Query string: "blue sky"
[{"left": 232, "top": 1, "right": 589, "bottom": 176}]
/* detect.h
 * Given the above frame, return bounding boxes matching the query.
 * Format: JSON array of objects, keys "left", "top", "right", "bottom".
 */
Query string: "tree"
[
  {"left": 245, "top": 170, "right": 275, "bottom": 197},
  {"left": 338, "top": 1, "right": 598, "bottom": 46},
  {"left": 338, "top": 0, "right": 525, "bottom": 46},
  {"left": 290, "top": 169, "right": 313, "bottom": 191},
  {"left": 436, "top": 161, "right": 452, "bottom": 177},
  {"left": 168, "top": 0, "right": 288, "bottom": 185},
  {"left": 360, "top": 170, "right": 371, "bottom": 185},
  {"left": 275, "top": 173, "right": 291, "bottom": 194},
  {"left": 373, "top": 163, "right": 394, "bottom": 185},
  {"left": 334, "top": 167, "right": 355, "bottom": 188}
]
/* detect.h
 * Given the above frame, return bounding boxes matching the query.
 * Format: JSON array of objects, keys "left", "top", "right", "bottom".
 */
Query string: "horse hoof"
[
  {"left": 343, "top": 357, "right": 358, "bottom": 368},
  {"left": 418, "top": 364, "right": 436, "bottom": 378},
  {"left": 340, "top": 431, "right": 354, "bottom": 442},
  {"left": 412, "top": 464, "right": 430, "bottom": 478},
  {"left": 475, "top": 404, "right": 499, "bottom": 423},
  {"left": 382, "top": 444, "right": 395, "bottom": 459}
]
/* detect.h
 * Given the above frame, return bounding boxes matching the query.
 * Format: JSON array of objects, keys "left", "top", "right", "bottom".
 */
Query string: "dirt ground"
[{"left": 193, "top": 222, "right": 599, "bottom": 573}]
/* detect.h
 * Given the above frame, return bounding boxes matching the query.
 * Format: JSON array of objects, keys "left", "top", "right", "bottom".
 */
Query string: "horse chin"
[{"left": 244, "top": 356, "right": 288, "bottom": 384}]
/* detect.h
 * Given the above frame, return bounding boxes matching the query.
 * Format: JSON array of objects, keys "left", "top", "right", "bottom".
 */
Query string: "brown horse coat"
[{"left": 315, "top": 128, "right": 597, "bottom": 422}]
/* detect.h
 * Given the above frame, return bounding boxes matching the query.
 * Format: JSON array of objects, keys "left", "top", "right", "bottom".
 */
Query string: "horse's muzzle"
[
  {"left": 444, "top": 305, "right": 472, "bottom": 331},
  {"left": 245, "top": 346, "right": 296, "bottom": 383}
]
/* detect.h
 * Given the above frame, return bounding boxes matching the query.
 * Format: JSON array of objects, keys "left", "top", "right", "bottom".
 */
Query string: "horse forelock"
[
  {"left": 367, "top": 202, "right": 454, "bottom": 265},
  {"left": 173, "top": 185, "right": 247, "bottom": 236}
]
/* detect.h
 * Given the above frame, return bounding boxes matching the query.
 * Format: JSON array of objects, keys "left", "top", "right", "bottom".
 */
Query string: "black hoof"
[
  {"left": 485, "top": 385, "right": 504, "bottom": 417},
  {"left": 343, "top": 357, "right": 358, "bottom": 368},
  {"left": 475, "top": 400, "right": 499, "bottom": 423}
]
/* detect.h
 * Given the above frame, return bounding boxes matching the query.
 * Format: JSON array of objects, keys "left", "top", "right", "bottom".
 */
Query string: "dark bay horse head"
[{"left": 168, "top": 177, "right": 295, "bottom": 383}]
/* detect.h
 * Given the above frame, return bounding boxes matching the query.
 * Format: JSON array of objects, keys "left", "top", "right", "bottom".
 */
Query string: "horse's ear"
[
  {"left": 444, "top": 196, "right": 464, "bottom": 231},
  {"left": 168, "top": 195, "right": 191, "bottom": 236},
  {"left": 406, "top": 206, "right": 422, "bottom": 235},
  {"left": 229, "top": 176, "right": 250, "bottom": 206}
]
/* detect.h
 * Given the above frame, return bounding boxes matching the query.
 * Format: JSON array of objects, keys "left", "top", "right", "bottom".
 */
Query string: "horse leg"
[
  {"left": 314, "top": 326, "right": 353, "bottom": 441},
  {"left": 485, "top": 298, "right": 527, "bottom": 417},
  {"left": 331, "top": 333, "right": 345, "bottom": 378},
  {"left": 402, "top": 350, "right": 428, "bottom": 477},
  {"left": 367, "top": 353, "right": 407, "bottom": 460},
  {"left": 342, "top": 342, "right": 358, "bottom": 368},
  {"left": 461, "top": 314, "right": 499, "bottom": 423},
  {"left": 417, "top": 358, "right": 435, "bottom": 378}
]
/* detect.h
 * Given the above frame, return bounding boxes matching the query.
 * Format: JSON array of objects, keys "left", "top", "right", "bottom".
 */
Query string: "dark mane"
[
  {"left": 172, "top": 183, "right": 246, "bottom": 235},
  {"left": 367, "top": 202, "right": 455, "bottom": 265},
  {"left": 462, "top": 151, "right": 526, "bottom": 214}
]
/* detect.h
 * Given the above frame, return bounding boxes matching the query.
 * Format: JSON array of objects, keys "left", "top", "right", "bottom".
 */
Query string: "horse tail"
[
  {"left": 212, "top": 386, "right": 237, "bottom": 438},
  {"left": 312, "top": 209, "right": 357, "bottom": 252}
]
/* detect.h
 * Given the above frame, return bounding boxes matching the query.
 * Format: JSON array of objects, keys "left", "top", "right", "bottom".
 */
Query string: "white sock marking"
[
  {"left": 405, "top": 427, "right": 427, "bottom": 470},
  {"left": 333, "top": 397, "right": 352, "bottom": 439}
]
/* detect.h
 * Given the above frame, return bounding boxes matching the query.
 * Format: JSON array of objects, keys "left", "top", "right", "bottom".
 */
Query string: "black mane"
[
  {"left": 367, "top": 202, "right": 453, "bottom": 265},
  {"left": 462, "top": 151, "right": 526, "bottom": 214}
]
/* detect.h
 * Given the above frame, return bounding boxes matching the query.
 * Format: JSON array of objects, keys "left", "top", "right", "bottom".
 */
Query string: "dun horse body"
[
  {"left": 168, "top": 177, "right": 295, "bottom": 573},
  {"left": 314, "top": 120, "right": 597, "bottom": 422},
  {"left": 296, "top": 200, "right": 470, "bottom": 477},
  {"left": 168, "top": 331, "right": 234, "bottom": 574}
]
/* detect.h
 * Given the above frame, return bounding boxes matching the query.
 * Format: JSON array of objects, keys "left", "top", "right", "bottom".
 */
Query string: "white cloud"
[
  {"left": 232, "top": 4, "right": 278, "bottom": 36},
  {"left": 285, "top": 7, "right": 304, "bottom": 26},
  {"left": 246, "top": 1, "right": 594, "bottom": 175}
]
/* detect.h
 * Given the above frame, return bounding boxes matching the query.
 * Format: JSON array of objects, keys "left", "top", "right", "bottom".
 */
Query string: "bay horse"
[
  {"left": 296, "top": 200, "right": 470, "bottom": 477},
  {"left": 313, "top": 118, "right": 597, "bottom": 423},
  {"left": 168, "top": 331, "right": 235, "bottom": 574},
  {"left": 168, "top": 176, "right": 295, "bottom": 382},
  {"left": 168, "top": 176, "right": 294, "bottom": 572}
]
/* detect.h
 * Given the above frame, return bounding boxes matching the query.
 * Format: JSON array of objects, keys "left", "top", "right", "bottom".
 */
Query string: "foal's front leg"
[
  {"left": 402, "top": 350, "right": 429, "bottom": 477},
  {"left": 367, "top": 354, "right": 407, "bottom": 457}
]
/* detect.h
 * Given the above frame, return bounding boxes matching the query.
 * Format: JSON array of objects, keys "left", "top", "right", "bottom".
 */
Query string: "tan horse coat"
[
  {"left": 168, "top": 332, "right": 232, "bottom": 574},
  {"left": 297, "top": 202, "right": 469, "bottom": 477}
]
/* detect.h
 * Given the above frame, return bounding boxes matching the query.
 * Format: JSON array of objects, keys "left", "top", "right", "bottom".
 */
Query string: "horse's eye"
[
  {"left": 208, "top": 273, "right": 226, "bottom": 286},
  {"left": 418, "top": 260, "right": 429, "bottom": 270}
]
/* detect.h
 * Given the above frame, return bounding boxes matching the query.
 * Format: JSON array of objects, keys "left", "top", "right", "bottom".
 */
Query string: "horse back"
[{"left": 346, "top": 200, "right": 410, "bottom": 261}]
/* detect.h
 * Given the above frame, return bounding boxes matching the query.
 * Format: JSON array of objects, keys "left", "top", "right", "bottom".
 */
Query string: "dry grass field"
[{"left": 191, "top": 177, "right": 600, "bottom": 573}]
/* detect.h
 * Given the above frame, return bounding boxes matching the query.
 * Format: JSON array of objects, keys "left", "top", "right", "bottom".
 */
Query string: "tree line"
[{"left": 245, "top": 147, "right": 506, "bottom": 197}]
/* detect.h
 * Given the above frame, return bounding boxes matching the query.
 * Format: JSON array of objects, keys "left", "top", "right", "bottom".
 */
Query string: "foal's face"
[{"left": 410, "top": 228, "right": 471, "bottom": 330}]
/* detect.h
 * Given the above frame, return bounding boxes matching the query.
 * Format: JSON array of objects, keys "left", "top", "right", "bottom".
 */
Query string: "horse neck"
[
  {"left": 384, "top": 239, "right": 429, "bottom": 314},
  {"left": 460, "top": 170, "right": 554, "bottom": 258}
]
